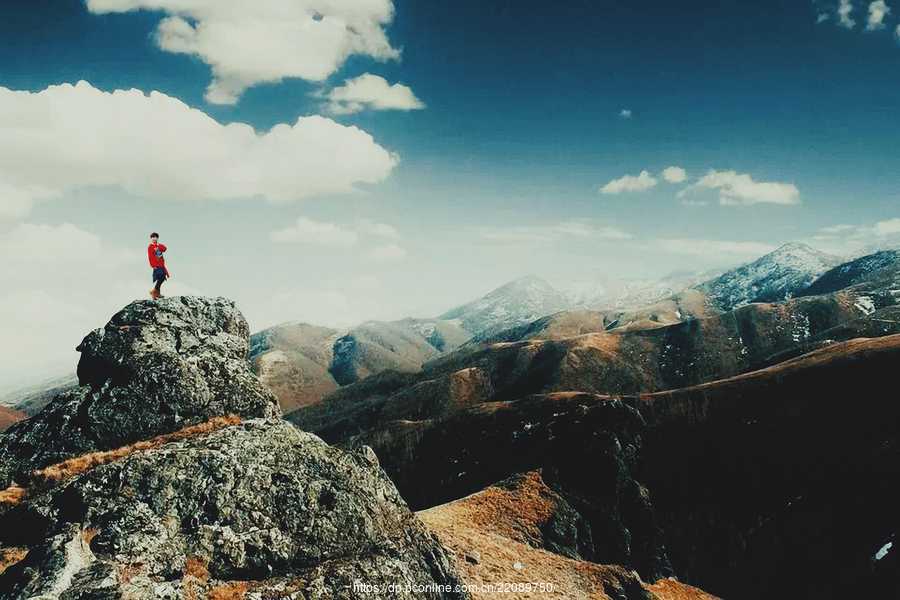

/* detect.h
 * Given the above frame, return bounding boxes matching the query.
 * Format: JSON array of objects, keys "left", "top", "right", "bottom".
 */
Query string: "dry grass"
[
  {"left": 0, "top": 415, "right": 242, "bottom": 513},
  {"left": 0, "top": 485, "right": 28, "bottom": 512},
  {"left": 0, "top": 548, "right": 28, "bottom": 576},
  {"left": 183, "top": 556, "right": 210, "bottom": 600},
  {"left": 648, "top": 577, "right": 722, "bottom": 599},
  {"left": 208, "top": 582, "right": 250, "bottom": 600},
  {"left": 34, "top": 415, "right": 242, "bottom": 483}
]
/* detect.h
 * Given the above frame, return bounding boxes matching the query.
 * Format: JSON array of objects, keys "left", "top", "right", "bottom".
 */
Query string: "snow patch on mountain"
[{"left": 699, "top": 242, "right": 839, "bottom": 311}]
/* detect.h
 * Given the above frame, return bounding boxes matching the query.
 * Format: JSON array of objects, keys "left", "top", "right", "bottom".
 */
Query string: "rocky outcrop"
[
  {"left": 419, "top": 471, "right": 719, "bottom": 600},
  {"left": 0, "top": 419, "right": 465, "bottom": 599},
  {"left": 344, "top": 393, "right": 674, "bottom": 583},
  {"left": 0, "top": 297, "right": 279, "bottom": 489}
]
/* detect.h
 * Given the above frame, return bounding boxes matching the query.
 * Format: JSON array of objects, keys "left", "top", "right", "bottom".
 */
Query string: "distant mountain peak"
[{"left": 699, "top": 242, "right": 839, "bottom": 310}]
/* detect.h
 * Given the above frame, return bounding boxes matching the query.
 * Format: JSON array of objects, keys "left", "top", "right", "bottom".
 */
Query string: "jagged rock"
[
  {"left": 0, "top": 297, "right": 279, "bottom": 489},
  {"left": 0, "top": 419, "right": 466, "bottom": 599}
]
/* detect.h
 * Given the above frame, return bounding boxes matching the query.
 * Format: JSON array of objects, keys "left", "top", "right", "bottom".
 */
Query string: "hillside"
[{"left": 249, "top": 317, "right": 471, "bottom": 413}]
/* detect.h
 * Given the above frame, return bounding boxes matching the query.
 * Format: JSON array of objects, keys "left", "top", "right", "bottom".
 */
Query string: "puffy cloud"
[
  {"left": 662, "top": 166, "right": 687, "bottom": 183},
  {"left": 600, "top": 171, "right": 659, "bottom": 195},
  {"left": 817, "top": 12, "right": 831, "bottom": 23},
  {"left": 873, "top": 217, "right": 900, "bottom": 236},
  {"left": 654, "top": 239, "right": 777, "bottom": 257},
  {"left": 270, "top": 217, "right": 359, "bottom": 245},
  {"left": 678, "top": 170, "right": 800, "bottom": 205},
  {"left": 619, "top": 109, "right": 632, "bottom": 119},
  {"left": 86, "top": 0, "right": 400, "bottom": 104},
  {"left": 0, "top": 82, "right": 398, "bottom": 217},
  {"left": 839, "top": 0, "right": 856, "bottom": 28},
  {"left": 366, "top": 243, "right": 406, "bottom": 261},
  {"left": 323, "top": 74, "right": 425, "bottom": 115},
  {"left": 867, "top": 0, "right": 891, "bottom": 29}
]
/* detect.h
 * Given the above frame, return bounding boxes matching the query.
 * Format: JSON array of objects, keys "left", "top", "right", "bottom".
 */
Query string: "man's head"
[{"left": 150, "top": 232, "right": 159, "bottom": 243}]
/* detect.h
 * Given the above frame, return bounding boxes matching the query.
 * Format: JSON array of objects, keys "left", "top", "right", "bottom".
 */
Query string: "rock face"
[
  {"left": 344, "top": 393, "right": 675, "bottom": 584},
  {"left": 698, "top": 242, "right": 838, "bottom": 310},
  {"left": 0, "top": 419, "right": 465, "bottom": 599},
  {"left": 0, "top": 296, "right": 279, "bottom": 489},
  {"left": 419, "top": 471, "right": 720, "bottom": 600}
]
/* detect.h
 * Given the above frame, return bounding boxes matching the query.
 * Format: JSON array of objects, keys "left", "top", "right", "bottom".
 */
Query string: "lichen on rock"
[{"left": 0, "top": 419, "right": 465, "bottom": 599}]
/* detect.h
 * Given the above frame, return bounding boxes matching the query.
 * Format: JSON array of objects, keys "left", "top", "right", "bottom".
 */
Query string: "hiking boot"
[
  {"left": 156, "top": 291, "right": 165, "bottom": 298},
  {"left": 149, "top": 289, "right": 158, "bottom": 299}
]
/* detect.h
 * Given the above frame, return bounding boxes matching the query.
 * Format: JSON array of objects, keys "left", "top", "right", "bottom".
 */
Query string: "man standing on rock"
[{"left": 148, "top": 232, "right": 169, "bottom": 299}]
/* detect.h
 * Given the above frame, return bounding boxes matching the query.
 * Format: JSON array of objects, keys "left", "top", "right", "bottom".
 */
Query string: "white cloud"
[
  {"left": 357, "top": 220, "right": 400, "bottom": 238},
  {"left": 678, "top": 170, "right": 800, "bottom": 205},
  {"left": 600, "top": 171, "right": 659, "bottom": 195},
  {"left": 873, "top": 217, "right": 900, "bottom": 236},
  {"left": 270, "top": 217, "right": 359, "bottom": 245},
  {"left": 654, "top": 239, "right": 777, "bottom": 257},
  {"left": 662, "top": 166, "right": 687, "bottom": 183},
  {"left": 0, "top": 223, "right": 138, "bottom": 277},
  {"left": 817, "top": 12, "right": 831, "bottom": 23},
  {"left": 0, "top": 82, "right": 398, "bottom": 216},
  {"left": 619, "top": 109, "right": 632, "bottom": 119},
  {"left": 839, "top": 0, "right": 856, "bottom": 28},
  {"left": 323, "top": 74, "right": 425, "bottom": 115},
  {"left": 867, "top": 0, "right": 891, "bottom": 29},
  {"left": 895, "top": 22, "right": 900, "bottom": 40},
  {"left": 86, "top": 0, "right": 400, "bottom": 105},
  {"left": 366, "top": 243, "right": 406, "bottom": 261}
]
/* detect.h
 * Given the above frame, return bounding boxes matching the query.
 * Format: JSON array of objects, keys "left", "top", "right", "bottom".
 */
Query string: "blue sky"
[{"left": 1, "top": 0, "right": 899, "bottom": 389}]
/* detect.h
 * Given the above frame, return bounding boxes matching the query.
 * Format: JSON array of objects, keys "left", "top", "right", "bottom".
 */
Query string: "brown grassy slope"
[
  {"left": 418, "top": 471, "right": 720, "bottom": 600},
  {"left": 635, "top": 333, "right": 900, "bottom": 422},
  {"left": 0, "top": 407, "right": 26, "bottom": 432}
]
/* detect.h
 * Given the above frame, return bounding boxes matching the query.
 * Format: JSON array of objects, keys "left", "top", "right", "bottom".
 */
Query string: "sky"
[{"left": 1, "top": 0, "right": 900, "bottom": 391}]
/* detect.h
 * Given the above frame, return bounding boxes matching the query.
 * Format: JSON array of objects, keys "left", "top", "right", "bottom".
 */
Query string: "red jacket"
[{"left": 148, "top": 243, "right": 170, "bottom": 278}]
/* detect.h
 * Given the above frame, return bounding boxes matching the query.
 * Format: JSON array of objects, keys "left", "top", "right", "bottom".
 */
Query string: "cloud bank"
[
  {"left": 86, "top": 0, "right": 400, "bottom": 104},
  {"left": 324, "top": 74, "right": 425, "bottom": 114},
  {"left": 0, "top": 82, "right": 398, "bottom": 217},
  {"left": 679, "top": 170, "right": 800, "bottom": 205},
  {"left": 600, "top": 171, "right": 658, "bottom": 195}
]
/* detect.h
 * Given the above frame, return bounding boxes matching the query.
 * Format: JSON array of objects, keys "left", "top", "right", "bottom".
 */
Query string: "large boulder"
[
  {"left": 0, "top": 419, "right": 466, "bottom": 599},
  {"left": 0, "top": 297, "right": 279, "bottom": 489}
]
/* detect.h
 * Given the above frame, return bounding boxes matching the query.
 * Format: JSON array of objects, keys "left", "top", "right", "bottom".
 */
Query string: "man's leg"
[{"left": 154, "top": 274, "right": 165, "bottom": 298}]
